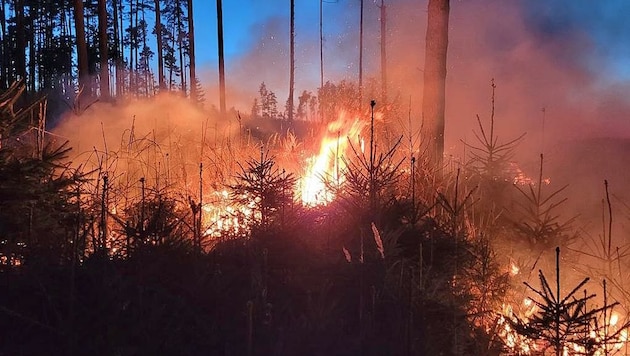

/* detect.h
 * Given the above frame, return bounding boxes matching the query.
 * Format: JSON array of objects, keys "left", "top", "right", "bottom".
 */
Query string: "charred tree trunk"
[
  {"left": 98, "top": 0, "right": 110, "bottom": 100},
  {"left": 74, "top": 0, "right": 90, "bottom": 96},
  {"left": 155, "top": 0, "right": 165, "bottom": 90},
  {"left": 216, "top": 0, "right": 226, "bottom": 115},
  {"left": 288, "top": 0, "right": 295, "bottom": 124},
  {"left": 187, "top": 0, "right": 196, "bottom": 100},
  {"left": 422, "top": 0, "right": 449, "bottom": 168}
]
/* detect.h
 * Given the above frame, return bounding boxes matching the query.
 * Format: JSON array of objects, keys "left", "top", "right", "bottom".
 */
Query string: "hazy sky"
[
  {"left": 192, "top": 0, "right": 630, "bottom": 87},
  {"left": 189, "top": 0, "right": 630, "bottom": 152}
]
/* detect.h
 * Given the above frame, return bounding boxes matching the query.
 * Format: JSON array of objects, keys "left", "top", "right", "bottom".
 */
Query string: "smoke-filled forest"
[{"left": 2, "top": 0, "right": 630, "bottom": 355}]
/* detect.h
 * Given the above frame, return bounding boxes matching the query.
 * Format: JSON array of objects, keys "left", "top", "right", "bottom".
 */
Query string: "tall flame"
[{"left": 300, "top": 113, "right": 366, "bottom": 206}]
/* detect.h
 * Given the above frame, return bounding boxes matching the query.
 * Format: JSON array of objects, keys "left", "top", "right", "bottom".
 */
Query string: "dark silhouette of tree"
[
  {"left": 154, "top": 0, "right": 165, "bottom": 90},
  {"left": 230, "top": 150, "right": 295, "bottom": 229},
  {"left": 258, "top": 82, "right": 278, "bottom": 119},
  {"left": 136, "top": 0, "right": 155, "bottom": 96},
  {"left": 422, "top": 0, "right": 449, "bottom": 167},
  {"left": 15, "top": 0, "right": 26, "bottom": 84},
  {"left": 187, "top": 0, "right": 196, "bottom": 101},
  {"left": 112, "top": 0, "right": 124, "bottom": 96},
  {"left": 0, "top": 1, "right": 7, "bottom": 89},
  {"left": 288, "top": 0, "right": 295, "bottom": 125},
  {"left": 358, "top": 0, "right": 364, "bottom": 103},
  {"left": 0, "top": 83, "right": 83, "bottom": 267},
  {"left": 216, "top": 0, "right": 226, "bottom": 115},
  {"left": 74, "top": 0, "right": 90, "bottom": 96},
  {"left": 98, "top": 0, "right": 110, "bottom": 99},
  {"left": 162, "top": 0, "right": 187, "bottom": 94},
  {"left": 378, "top": 0, "right": 387, "bottom": 107}
]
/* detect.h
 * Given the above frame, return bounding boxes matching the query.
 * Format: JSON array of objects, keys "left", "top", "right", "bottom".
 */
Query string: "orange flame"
[{"left": 300, "top": 113, "right": 366, "bottom": 206}]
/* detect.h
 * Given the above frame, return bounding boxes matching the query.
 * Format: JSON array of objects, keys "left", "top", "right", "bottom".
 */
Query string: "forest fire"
[
  {"left": 202, "top": 190, "right": 257, "bottom": 238},
  {"left": 299, "top": 113, "right": 367, "bottom": 206},
  {"left": 4, "top": 0, "right": 630, "bottom": 353}
]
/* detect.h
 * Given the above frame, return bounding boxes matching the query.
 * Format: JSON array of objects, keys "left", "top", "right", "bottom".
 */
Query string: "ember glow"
[{"left": 203, "top": 190, "right": 258, "bottom": 238}]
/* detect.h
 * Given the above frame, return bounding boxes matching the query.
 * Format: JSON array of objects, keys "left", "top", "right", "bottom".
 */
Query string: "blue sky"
[
  {"left": 193, "top": 1, "right": 350, "bottom": 64},
  {"left": 191, "top": 0, "right": 369, "bottom": 99}
]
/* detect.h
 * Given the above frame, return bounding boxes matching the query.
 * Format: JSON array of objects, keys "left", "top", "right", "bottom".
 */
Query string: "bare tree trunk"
[
  {"left": 176, "top": 0, "right": 186, "bottom": 95},
  {"left": 319, "top": 0, "right": 324, "bottom": 123},
  {"left": 141, "top": 0, "right": 150, "bottom": 96},
  {"left": 0, "top": 0, "right": 7, "bottom": 88},
  {"left": 422, "top": 0, "right": 449, "bottom": 168},
  {"left": 379, "top": 0, "right": 387, "bottom": 107},
  {"left": 168, "top": 24, "right": 175, "bottom": 89},
  {"left": 358, "top": 0, "right": 363, "bottom": 104},
  {"left": 74, "top": 0, "right": 90, "bottom": 96},
  {"left": 28, "top": 11, "right": 35, "bottom": 93},
  {"left": 98, "top": 0, "right": 110, "bottom": 100},
  {"left": 319, "top": 0, "right": 323, "bottom": 90},
  {"left": 134, "top": 0, "right": 139, "bottom": 93},
  {"left": 113, "top": 0, "right": 123, "bottom": 96},
  {"left": 155, "top": 0, "right": 165, "bottom": 90},
  {"left": 216, "top": 0, "right": 226, "bottom": 115},
  {"left": 187, "top": 0, "right": 196, "bottom": 100},
  {"left": 288, "top": 0, "right": 295, "bottom": 124},
  {"left": 128, "top": 0, "right": 134, "bottom": 94},
  {"left": 15, "top": 0, "right": 26, "bottom": 83}
]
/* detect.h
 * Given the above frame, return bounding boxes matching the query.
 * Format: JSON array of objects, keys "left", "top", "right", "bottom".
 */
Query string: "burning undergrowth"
[{"left": 3, "top": 86, "right": 630, "bottom": 355}]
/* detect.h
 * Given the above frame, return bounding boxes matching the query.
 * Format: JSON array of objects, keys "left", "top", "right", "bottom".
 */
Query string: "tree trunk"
[
  {"left": 288, "top": 0, "right": 295, "bottom": 124},
  {"left": 27, "top": 8, "right": 35, "bottom": 93},
  {"left": 155, "top": 0, "right": 165, "bottom": 90},
  {"left": 15, "top": 0, "right": 26, "bottom": 84},
  {"left": 74, "top": 0, "right": 90, "bottom": 96},
  {"left": 98, "top": 0, "right": 110, "bottom": 100},
  {"left": 0, "top": 0, "right": 6, "bottom": 88},
  {"left": 168, "top": 24, "right": 175, "bottom": 89},
  {"left": 422, "top": 0, "right": 449, "bottom": 167},
  {"left": 176, "top": 0, "right": 186, "bottom": 95},
  {"left": 216, "top": 0, "right": 226, "bottom": 115},
  {"left": 358, "top": 0, "right": 363, "bottom": 104},
  {"left": 319, "top": 0, "right": 324, "bottom": 123},
  {"left": 380, "top": 0, "right": 387, "bottom": 107},
  {"left": 128, "top": 0, "right": 134, "bottom": 93},
  {"left": 187, "top": 0, "right": 196, "bottom": 101},
  {"left": 140, "top": 0, "right": 150, "bottom": 95},
  {"left": 134, "top": 0, "right": 139, "bottom": 93},
  {"left": 113, "top": 0, "right": 123, "bottom": 96}
]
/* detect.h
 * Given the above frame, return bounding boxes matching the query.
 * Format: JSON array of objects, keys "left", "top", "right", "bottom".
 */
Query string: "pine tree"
[
  {"left": 258, "top": 82, "right": 278, "bottom": 120},
  {"left": 163, "top": 0, "right": 188, "bottom": 93}
]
